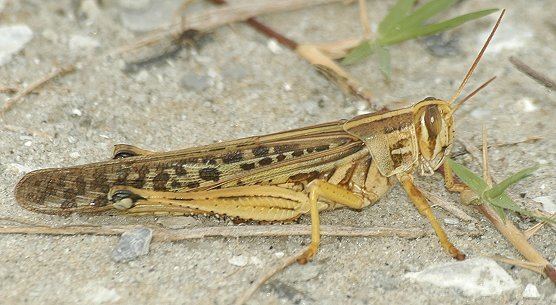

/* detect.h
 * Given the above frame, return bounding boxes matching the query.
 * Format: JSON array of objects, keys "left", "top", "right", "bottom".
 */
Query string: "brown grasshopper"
[{"left": 14, "top": 11, "right": 505, "bottom": 264}]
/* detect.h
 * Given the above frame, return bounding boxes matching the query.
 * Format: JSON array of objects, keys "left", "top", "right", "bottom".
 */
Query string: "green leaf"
[
  {"left": 447, "top": 159, "right": 554, "bottom": 224},
  {"left": 484, "top": 165, "right": 539, "bottom": 199},
  {"left": 446, "top": 158, "right": 489, "bottom": 194},
  {"left": 383, "top": 0, "right": 456, "bottom": 37},
  {"left": 342, "top": 40, "right": 376, "bottom": 65},
  {"left": 378, "top": 0, "right": 417, "bottom": 36},
  {"left": 379, "top": 9, "right": 498, "bottom": 46},
  {"left": 377, "top": 46, "right": 391, "bottom": 79}
]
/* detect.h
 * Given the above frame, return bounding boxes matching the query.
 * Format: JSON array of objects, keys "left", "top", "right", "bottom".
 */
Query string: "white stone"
[
  {"left": 71, "top": 108, "right": 82, "bottom": 116},
  {"left": 69, "top": 34, "right": 100, "bottom": 52},
  {"left": 250, "top": 256, "right": 263, "bottom": 267},
  {"left": 404, "top": 257, "right": 517, "bottom": 296},
  {"left": 522, "top": 283, "right": 540, "bottom": 299},
  {"left": 228, "top": 255, "right": 248, "bottom": 267},
  {"left": 119, "top": 0, "right": 151, "bottom": 10},
  {"left": 443, "top": 218, "right": 460, "bottom": 225},
  {"left": 274, "top": 251, "right": 285, "bottom": 258},
  {"left": 533, "top": 196, "right": 555, "bottom": 213},
  {"left": 135, "top": 70, "right": 149, "bottom": 83},
  {"left": 267, "top": 39, "right": 281, "bottom": 54},
  {"left": 24, "top": 141, "right": 32, "bottom": 147},
  {"left": 6, "top": 163, "right": 33, "bottom": 174},
  {"left": 84, "top": 284, "right": 121, "bottom": 304},
  {"left": 69, "top": 151, "right": 80, "bottom": 159},
  {"left": 111, "top": 228, "right": 153, "bottom": 263},
  {"left": 0, "top": 25, "right": 33, "bottom": 66},
  {"left": 518, "top": 98, "right": 538, "bottom": 112}
]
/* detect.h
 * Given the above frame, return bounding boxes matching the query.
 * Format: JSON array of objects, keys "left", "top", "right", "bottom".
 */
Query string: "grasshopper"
[{"left": 14, "top": 11, "right": 505, "bottom": 264}]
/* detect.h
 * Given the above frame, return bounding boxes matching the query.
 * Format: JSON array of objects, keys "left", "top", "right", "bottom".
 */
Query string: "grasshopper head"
[{"left": 413, "top": 98, "right": 454, "bottom": 176}]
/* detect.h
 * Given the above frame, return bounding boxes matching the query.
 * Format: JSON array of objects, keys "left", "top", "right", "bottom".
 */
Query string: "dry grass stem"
[
  {"left": 509, "top": 56, "right": 556, "bottom": 90},
  {"left": 296, "top": 44, "right": 373, "bottom": 102},
  {"left": 312, "top": 38, "right": 362, "bottom": 59},
  {"left": 422, "top": 190, "right": 477, "bottom": 223},
  {"left": 481, "top": 126, "right": 493, "bottom": 186},
  {"left": 112, "top": 0, "right": 342, "bottom": 57},
  {"left": 474, "top": 130, "right": 555, "bottom": 282},
  {"left": 0, "top": 86, "right": 18, "bottom": 94},
  {"left": 234, "top": 248, "right": 307, "bottom": 305},
  {"left": 490, "top": 254, "right": 546, "bottom": 275},
  {"left": 1, "top": 64, "right": 75, "bottom": 116},
  {"left": 358, "top": 0, "right": 372, "bottom": 39},
  {"left": 0, "top": 223, "right": 427, "bottom": 242}
]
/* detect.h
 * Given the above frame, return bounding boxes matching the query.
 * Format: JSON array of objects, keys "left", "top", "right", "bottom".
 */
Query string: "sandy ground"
[{"left": 0, "top": 0, "right": 555, "bottom": 304}]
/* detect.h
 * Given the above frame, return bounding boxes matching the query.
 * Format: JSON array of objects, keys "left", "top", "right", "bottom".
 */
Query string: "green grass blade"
[
  {"left": 383, "top": 0, "right": 456, "bottom": 36},
  {"left": 379, "top": 9, "right": 498, "bottom": 46},
  {"left": 377, "top": 46, "right": 391, "bottom": 78},
  {"left": 484, "top": 164, "right": 539, "bottom": 199},
  {"left": 378, "top": 0, "right": 417, "bottom": 36},
  {"left": 446, "top": 158, "right": 489, "bottom": 194},
  {"left": 342, "top": 40, "right": 376, "bottom": 65}
]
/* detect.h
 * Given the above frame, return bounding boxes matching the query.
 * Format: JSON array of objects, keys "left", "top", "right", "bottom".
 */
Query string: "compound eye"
[{"left": 424, "top": 106, "right": 441, "bottom": 137}]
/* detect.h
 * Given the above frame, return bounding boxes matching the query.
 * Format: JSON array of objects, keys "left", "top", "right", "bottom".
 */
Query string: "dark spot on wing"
[
  {"left": 186, "top": 181, "right": 200, "bottom": 188},
  {"left": 199, "top": 168, "right": 221, "bottom": 182},
  {"left": 240, "top": 162, "right": 255, "bottom": 171},
  {"left": 274, "top": 144, "right": 296, "bottom": 153},
  {"left": 203, "top": 158, "right": 218, "bottom": 165},
  {"left": 153, "top": 172, "right": 170, "bottom": 191},
  {"left": 276, "top": 154, "right": 286, "bottom": 161},
  {"left": 252, "top": 146, "right": 269, "bottom": 157},
  {"left": 171, "top": 180, "right": 182, "bottom": 189},
  {"left": 288, "top": 171, "right": 320, "bottom": 182},
  {"left": 222, "top": 151, "right": 243, "bottom": 164},
  {"left": 315, "top": 145, "right": 329, "bottom": 152},
  {"left": 292, "top": 150, "right": 304, "bottom": 157},
  {"left": 258, "top": 157, "right": 273, "bottom": 166},
  {"left": 174, "top": 164, "right": 188, "bottom": 176}
]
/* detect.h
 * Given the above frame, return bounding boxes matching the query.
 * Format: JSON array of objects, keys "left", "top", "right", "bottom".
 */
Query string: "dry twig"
[
  {"left": 0, "top": 223, "right": 427, "bottom": 242},
  {"left": 0, "top": 64, "right": 75, "bottom": 116},
  {"left": 422, "top": 190, "right": 477, "bottom": 223},
  {"left": 509, "top": 56, "right": 556, "bottom": 90},
  {"left": 468, "top": 130, "right": 556, "bottom": 281},
  {"left": 234, "top": 248, "right": 306, "bottom": 305}
]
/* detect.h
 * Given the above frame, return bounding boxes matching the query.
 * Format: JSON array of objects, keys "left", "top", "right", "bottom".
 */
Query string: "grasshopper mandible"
[{"left": 15, "top": 11, "right": 505, "bottom": 264}]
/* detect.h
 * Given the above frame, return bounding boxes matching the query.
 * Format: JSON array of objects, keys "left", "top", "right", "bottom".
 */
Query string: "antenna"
[
  {"left": 450, "top": 76, "right": 496, "bottom": 115},
  {"left": 449, "top": 9, "right": 505, "bottom": 104}
]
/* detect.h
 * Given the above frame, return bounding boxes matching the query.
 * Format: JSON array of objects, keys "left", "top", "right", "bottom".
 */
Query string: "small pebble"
[
  {"left": 71, "top": 108, "right": 83, "bottom": 117},
  {"left": 518, "top": 98, "right": 538, "bottom": 112},
  {"left": 111, "top": 227, "right": 153, "bottom": 263},
  {"left": 180, "top": 73, "right": 210, "bottom": 91},
  {"left": 267, "top": 39, "right": 281, "bottom": 54},
  {"left": 69, "top": 151, "right": 80, "bottom": 159},
  {"left": 249, "top": 256, "right": 263, "bottom": 267},
  {"left": 119, "top": 0, "right": 151, "bottom": 10},
  {"left": 443, "top": 218, "right": 460, "bottom": 225},
  {"left": 79, "top": 0, "right": 101, "bottom": 21},
  {"left": 6, "top": 163, "right": 33, "bottom": 174},
  {"left": 274, "top": 251, "right": 285, "bottom": 258},
  {"left": 42, "top": 29, "right": 58, "bottom": 43},
  {"left": 134, "top": 70, "right": 149, "bottom": 83},
  {"left": 0, "top": 25, "right": 34, "bottom": 66},
  {"left": 283, "top": 82, "right": 292, "bottom": 92},
  {"left": 522, "top": 283, "right": 540, "bottom": 299},
  {"left": 533, "top": 196, "right": 555, "bottom": 213},
  {"left": 24, "top": 141, "right": 32, "bottom": 147},
  {"left": 228, "top": 255, "right": 248, "bottom": 267},
  {"left": 69, "top": 34, "right": 100, "bottom": 52},
  {"left": 405, "top": 257, "right": 517, "bottom": 296}
]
